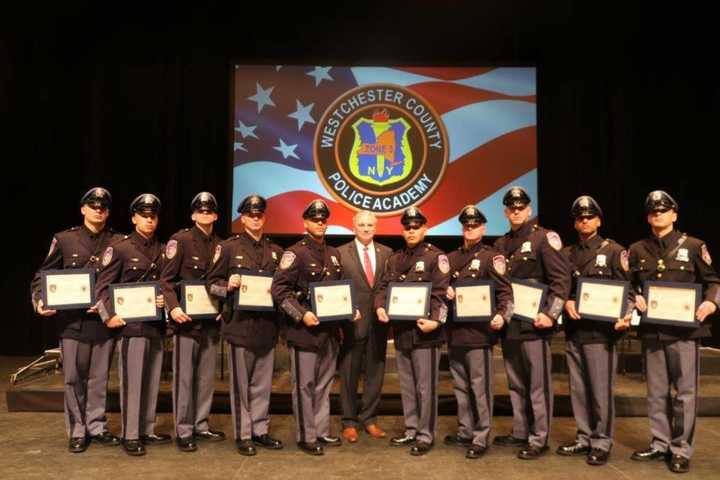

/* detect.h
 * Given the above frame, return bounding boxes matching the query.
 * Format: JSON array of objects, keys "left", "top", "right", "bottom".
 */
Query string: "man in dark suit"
[{"left": 337, "top": 210, "right": 393, "bottom": 443}]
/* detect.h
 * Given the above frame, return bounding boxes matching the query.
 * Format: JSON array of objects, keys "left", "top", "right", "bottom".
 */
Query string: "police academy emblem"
[{"left": 314, "top": 84, "right": 448, "bottom": 216}]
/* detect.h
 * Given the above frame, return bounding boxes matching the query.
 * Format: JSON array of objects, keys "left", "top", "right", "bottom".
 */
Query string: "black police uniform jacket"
[
  {"left": 563, "top": 235, "right": 634, "bottom": 344},
  {"left": 31, "top": 225, "right": 124, "bottom": 342},
  {"left": 271, "top": 236, "right": 344, "bottom": 352},
  {"left": 374, "top": 242, "right": 450, "bottom": 352},
  {"left": 447, "top": 242, "right": 514, "bottom": 348},
  {"left": 493, "top": 222, "right": 572, "bottom": 341},
  {"left": 95, "top": 231, "right": 165, "bottom": 338},
  {"left": 629, "top": 229, "right": 720, "bottom": 341},
  {"left": 159, "top": 226, "right": 222, "bottom": 339},
  {"left": 206, "top": 231, "right": 283, "bottom": 354}
]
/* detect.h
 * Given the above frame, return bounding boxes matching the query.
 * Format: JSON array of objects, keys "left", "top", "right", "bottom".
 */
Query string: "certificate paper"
[
  {"left": 180, "top": 281, "right": 219, "bottom": 319},
  {"left": 511, "top": 280, "right": 548, "bottom": 323},
  {"left": 453, "top": 280, "right": 495, "bottom": 322},
  {"left": 110, "top": 282, "right": 161, "bottom": 322},
  {"left": 576, "top": 278, "right": 629, "bottom": 323},
  {"left": 310, "top": 280, "right": 355, "bottom": 321},
  {"left": 234, "top": 272, "right": 274, "bottom": 311},
  {"left": 41, "top": 269, "right": 95, "bottom": 310},
  {"left": 642, "top": 281, "right": 701, "bottom": 328},
  {"left": 386, "top": 282, "right": 432, "bottom": 321}
]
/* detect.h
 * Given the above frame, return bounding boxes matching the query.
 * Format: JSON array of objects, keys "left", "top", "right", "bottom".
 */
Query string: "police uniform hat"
[
  {"left": 502, "top": 186, "right": 531, "bottom": 208},
  {"left": 190, "top": 191, "right": 218, "bottom": 212},
  {"left": 401, "top": 206, "right": 427, "bottom": 227},
  {"left": 571, "top": 195, "right": 603, "bottom": 218},
  {"left": 302, "top": 199, "right": 330, "bottom": 220},
  {"left": 458, "top": 205, "right": 487, "bottom": 225},
  {"left": 129, "top": 193, "right": 161, "bottom": 215},
  {"left": 645, "top": 190, "right": 678, "bottom": 213},
  {"left": 80, "top": 187, "right": 112, "bottom": 209},
  {"left": 237, "top": 194, "right": 267, "bottom": 214}
]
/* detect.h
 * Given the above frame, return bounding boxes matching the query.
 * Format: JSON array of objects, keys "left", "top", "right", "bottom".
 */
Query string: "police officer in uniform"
[
  {"left": 271, "top": 199, "right": 350, "bottom": 455},
  {"left": 375, "top": 206, "right": 450, "bottom": 456},
  {"left": 206, "top": 194, "right": 284, "bottom": 455},
  {"left": 556, "top": 196, "right": 633, "bottom": 466},
  {"left": 628, "top": 190, "right": 720, "bottom": 473},
  {"left": 159, "top": 192, "right": 225, "bottom": 452},
  {"left": 443, "top": 206, "right": 514, "bottom": 459},
  {"left": 492, "top": 186, "right": 571, "bottom": 459},
  {"left": 96, "top": 194, "right": 170, "bottom": 456},
  {"left": 31, "top": 187, "right": 123, "bottom": 453}
]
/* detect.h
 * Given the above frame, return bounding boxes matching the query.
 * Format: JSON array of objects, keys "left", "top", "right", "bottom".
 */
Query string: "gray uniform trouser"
[
  {"left": 396, "top": 346, "right": 441, "bottom": 444},
  {"left": 172, "top": 331, "right": 219, "bottom": 439},
  {"left": 449, "top": 347, "right": 493, "bottom": 448},
  {"left": 645, "top": 339, "right": 699, "bottom": 459},
  {"left": 60, "top": 338, "right": 116, "bottom": 438},
  {"left": 339, "top": 331, "right": 387, "bottom": 428},
  {"left": 228, "top": 344, "right": 275, "bottom": 440},
  {"left": 502, "top": 338, "right": 553, "bottom": 448},
  {"left": 566, "top": 338, "right": 617, "bottom": 452},
  {"left": 118, "top": 336, "right": 163, "bottom": 440},
  {"left": 289, "top": 339, "right": 339, "bottom": 443}
]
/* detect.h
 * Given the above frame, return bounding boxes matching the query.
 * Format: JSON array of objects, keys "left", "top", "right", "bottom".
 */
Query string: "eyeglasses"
[
  {"left": 403, "top": 224, "right": 422, "bottom": 231},
  {"left": 309, "top": 218, "right": 327, "bottom": 224}
]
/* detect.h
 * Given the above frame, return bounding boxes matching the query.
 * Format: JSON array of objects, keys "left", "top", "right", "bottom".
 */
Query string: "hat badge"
[
  {"left": 651, "top": 191, "right": 662, "bottom": 201},
  {"left": 95, "top": 188, "right": 105, "bottom": 198},
  {"left": 579, "top": 197, "right": 589, "bottom": 208},
  {"left": 314, "top": 200, "right": 324, "bottom": 210},
  {"left": 408, "top": 207, "right": 417, "bottom": 216}
]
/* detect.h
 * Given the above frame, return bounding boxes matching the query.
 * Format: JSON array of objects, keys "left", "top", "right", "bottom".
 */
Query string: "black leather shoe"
[
  {"left": 252, "top": 434, "right": 284, "bottom": 450},
  {"left": 317, "top": 435, "right": 342, "bottom": 447},
  {"left": 518, "top": 445, "right": 549, "bottom": 460},
  {"left": 631, "top": 447, "right": 668, "bottom": 462},
  {"left": 669, "top": 454, "right": 690, "bottom": 473},
  {"left": 587, "top": 448, "right": 609, "bottom": 466},
  {"left": 298, "top": 441, "right": 324, "bottom": 456},
  {"left": 176, "top": 436, "right": 197, "bottom": 452},
  {"left": 140, "top": 433, "right": 172, "bottom": 445},
  {"left": 390, "top": 434, "right": 416, "bottom": 447},
  {"left": 123, "top": 439, "right": 146, "bottom": 456},
  {"left": 236, "top": 439, "right": 257, "bottom": 456},
  {"left": 444, "top": 434, "right": 473, "bottom": 447},
  {"left": 493, "top": 435, "right": 528, "bottom": 447},
  {"left": 556, "top": 442, "right": 590, "bottom": 456},
  {"left": 466, "top": 445, "right": 487, "bottom": 459},
  {"left": 90, "top": 431, "right": 121, "bottom": 447},
  {"left": 194, "top": 429, "right": 226, "bottom": 442},
  {"left": 68, "top": 436, "right": 88, "bottom": 453},
  {"left": 410, "top": 441, "right": 433, "bottom": 456}
]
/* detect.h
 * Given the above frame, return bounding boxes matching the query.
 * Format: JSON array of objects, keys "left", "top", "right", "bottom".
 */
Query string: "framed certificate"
[
  {"left": 180, "top": 281, "right": 219, "bottom": 319},
  {"left": 234, "top": 271, "right": 274, "bottom": 312},
  {"left": 511, "top": 279, "right": 548, "bottom": 323},
  {"left": 386, "top": 282, "right": 432, "bottom": 321},
  {"left": 40, "top": 269, "right": 96, "bottom": 310},
  {"left": 641, "top": 281, "right": 701, "bottom": 328},
  {"left": 576, "top": 278, "right": 629, "bottom": 323},
  {"left": 109, "top": 282, "right": 161, "bottom": 322},
  {"left": 453, "top": 280, "right": 495, "bottom": 322},
  {"left": 309, "top": 280, "right": 355, "bottom": 322}
]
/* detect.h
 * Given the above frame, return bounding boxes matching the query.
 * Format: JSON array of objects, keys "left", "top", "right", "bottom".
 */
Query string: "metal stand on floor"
[{"left": 10, "top": 347, "right": 61, "bottom": 385}]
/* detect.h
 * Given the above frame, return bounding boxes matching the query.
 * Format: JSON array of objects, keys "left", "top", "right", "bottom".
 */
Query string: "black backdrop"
[{"left": 3, "top": 2, "right": 719, "bottom": 355}]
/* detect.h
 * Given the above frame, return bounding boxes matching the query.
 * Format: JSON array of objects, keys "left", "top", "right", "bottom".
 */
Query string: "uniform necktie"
[{"left": 363, "top": 246, "right": 374, "bottom": 287}]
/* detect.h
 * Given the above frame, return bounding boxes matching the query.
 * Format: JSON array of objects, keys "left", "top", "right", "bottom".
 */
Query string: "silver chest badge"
[
  {"left": 520, "top": 241, "right": 532, "bottom": 253},
  {"left": 676, "top": 248, "right": 689, "bottom": 262},
  {"left": 595, "top": 254, "right": 607, "bottom": 267},
  {"left": 415, "top": 261, "right": 425, "bottom": 272},
  {"left": 470, "top": 259, "right": 481, "bottom": 271},
  {"left": 331, "top": 255, "right": 340, "bottom": 267}
]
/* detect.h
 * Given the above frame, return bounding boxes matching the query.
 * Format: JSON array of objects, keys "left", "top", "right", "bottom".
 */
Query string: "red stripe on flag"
[
  {"left": 394, "top": 67, "right": 496, "bottom": 81},
  {"left": 407, "top": 82, "right": 536, "bottom": 116}
]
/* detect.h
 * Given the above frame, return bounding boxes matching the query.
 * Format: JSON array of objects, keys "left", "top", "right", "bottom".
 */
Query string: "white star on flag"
[
  {"left": 306, "top": 66, "right": 333, "bottom": 87},
  {"left": 288, "top": 100, "right": 316, "bottom": 131},
  {"left": 247, "top": 82, "right": 275, "bottom": 113},
  {"left": 235, "top": 120, "right": 259, "bottom": 139},
  {"left": 233, "top": 142, "right": 247, "bottom": 152},
  {"left": 273, "top": 138, "right": 300, "bottom": 160}
]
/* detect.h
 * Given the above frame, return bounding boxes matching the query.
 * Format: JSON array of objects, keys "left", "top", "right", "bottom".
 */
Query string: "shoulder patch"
[
  {"left": 47, "top": 237, "right": 57, "bottom": 258},
  {"left": 166, "top": 239, "right": 178, "bottom": 260},
  {"left": 701, "top": 244, "right": 712, "bottom": 265},
  {"left": 620, "top": 250, "right": 629, "bottom": 272},
  {"left": 492, "top": 255, "right": 507, "bottom": 275},
  {"left": 212, "top": 245, "right": 222, "bottom": 264},
  {"left": 279, "top": 251, "right": 296, "bottom": 270},
  {"left": 438, "top": 254, "right": 449, "bottom": 274},
  {"left": 546, "top": 231, "right": 562, "bottom": 251},
  {"left": 101, "top": 247, "right": 113, "bottom": 266}
]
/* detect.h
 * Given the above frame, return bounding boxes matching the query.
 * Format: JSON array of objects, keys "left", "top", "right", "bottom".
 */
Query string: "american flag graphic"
[{"left": 231, "top": 65, "right": 537, "bottom": 236}]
